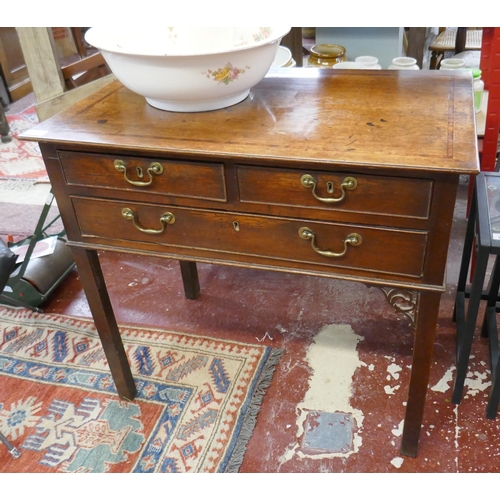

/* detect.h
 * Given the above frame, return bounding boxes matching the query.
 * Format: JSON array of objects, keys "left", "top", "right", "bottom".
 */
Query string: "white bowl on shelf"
[
  {"left": 388, "top": 57, "right": 420, "bottom": 70},
  {"left": 85, "top": 27, "right": 290, "bottom": 112},
  {"left": 355, "top": 56, "right": 382, "bottom": 69},
  {"left": 271, "top": 46, "right": 293, "bottom": 68},
  {"left": 332, "top": 61, "right": 365, "bottom": 69},
  {"left": 439, "top": 58, "right": 467, "bottom": 70}
]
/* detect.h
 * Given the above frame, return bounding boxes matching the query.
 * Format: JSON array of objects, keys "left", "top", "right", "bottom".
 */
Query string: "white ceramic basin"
[{"left": 85, "top": 27, "right": 290, "bottom": 112}]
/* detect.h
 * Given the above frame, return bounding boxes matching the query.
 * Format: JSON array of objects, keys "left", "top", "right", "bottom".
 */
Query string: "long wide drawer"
[
  {"left": 59, "top": 151, "right": 227, "bottom": 201},
  {"left": 236, "top": 165, "right": 433, "bottom": 220},
  {"left": 71, "top": 196, "right": 428, "bottom": 278}
]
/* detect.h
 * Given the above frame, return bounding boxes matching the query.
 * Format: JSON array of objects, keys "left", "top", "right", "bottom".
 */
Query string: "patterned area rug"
[
  {"left": 0, "top": 105, "right": 48, "bottom": 181},
  {"left": 0, "top": 305, "right": 282, "bottom": 472}
]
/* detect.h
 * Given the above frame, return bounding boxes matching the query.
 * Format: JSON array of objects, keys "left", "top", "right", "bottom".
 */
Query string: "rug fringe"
[{"left": 222, "top": 347, "right": 284, "bottom": 473}]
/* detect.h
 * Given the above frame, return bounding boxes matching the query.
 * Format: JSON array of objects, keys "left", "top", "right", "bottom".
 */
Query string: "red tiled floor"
[{"left": 28, "top": 179, "right": 500, "bottom": 472}]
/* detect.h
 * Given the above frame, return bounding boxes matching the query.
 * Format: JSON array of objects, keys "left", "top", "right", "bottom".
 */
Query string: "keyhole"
[
  {"left": 136, "top": 166, "right": 144, "bottom": 178},
  {"left": 327, "top": 181, "right": 334, "bottom": 194},
  {"left": 233, "top": 221, "right": 240, "bottom": 232}
]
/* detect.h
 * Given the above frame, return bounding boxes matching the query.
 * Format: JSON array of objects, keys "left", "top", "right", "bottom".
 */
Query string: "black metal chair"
[{"left": 0, "top": 238, "right": 22, "bottom": 458}]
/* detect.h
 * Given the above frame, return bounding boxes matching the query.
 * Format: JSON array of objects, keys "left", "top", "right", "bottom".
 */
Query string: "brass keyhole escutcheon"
[
  {"left": 233, "top": 221, "right": 240, "bottom": 232},
  {"left": 114, "top": 159, "right": 164, "bottom": 187},
  {"left": 300, "top": 174, "right": 358, "bottom": 203}
]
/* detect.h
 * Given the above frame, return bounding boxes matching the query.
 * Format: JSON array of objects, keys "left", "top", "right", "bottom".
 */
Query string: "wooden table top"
[{"left": 22, "top": 68, "right": 479, "bottom": 175}]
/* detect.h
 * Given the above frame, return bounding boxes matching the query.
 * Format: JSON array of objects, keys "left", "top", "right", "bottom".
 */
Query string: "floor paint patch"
[
  {"left": 278, "top": 324, "right": 365, "bottom": 464},
  {"left": 301, "top": 410, "right": 355, "bottom": 454},
  {"left": 431, "top": 366, "right": 455, "bottom": 393},
  {"left": 465, "top": 370, "right": 491, "bottom": 396}
]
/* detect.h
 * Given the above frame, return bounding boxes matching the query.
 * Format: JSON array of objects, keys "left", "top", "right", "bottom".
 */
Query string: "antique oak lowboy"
[{"left": 21, "top": 68, "right": 479, "bottom": 457}]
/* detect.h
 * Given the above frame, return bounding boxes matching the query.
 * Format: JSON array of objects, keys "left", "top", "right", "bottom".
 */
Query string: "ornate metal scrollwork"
[{"left": 377, "top": 287, "right": 419, "bottom": 326}]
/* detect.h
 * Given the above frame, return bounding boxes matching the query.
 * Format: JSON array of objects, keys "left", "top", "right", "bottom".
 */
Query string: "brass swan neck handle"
[
  {"left": 122, "top": 208, "right": 175, "bottom": 234},
  {"left": 300, "top": 174, "right": 357, "bottom": 203},
  {"left": 299, "top": 227, "right": 362, "bottom": 258},
  {"left": 114, "top": 159, "right": 164, "bottom": 187}
]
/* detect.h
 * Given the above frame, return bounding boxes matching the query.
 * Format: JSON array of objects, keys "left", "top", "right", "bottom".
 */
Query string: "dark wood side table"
[{"left": 21, "top": 68, "right": 479, "bottom": 457}]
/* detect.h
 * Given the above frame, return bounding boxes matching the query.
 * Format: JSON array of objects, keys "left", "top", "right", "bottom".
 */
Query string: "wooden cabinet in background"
[{"left": 0, "top": 27, "right": 32, "bottom": 102}]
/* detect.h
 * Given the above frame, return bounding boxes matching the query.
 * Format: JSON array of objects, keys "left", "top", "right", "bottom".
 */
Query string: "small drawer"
[
  {"left": 59, "top": 151, "right": 227, "bottom": 201},
  {"left": 72, "top": 196, "right": 428, "bottom": 279},
  {"left": 236, "top": 165, "right": 432, "bottom": 220}
]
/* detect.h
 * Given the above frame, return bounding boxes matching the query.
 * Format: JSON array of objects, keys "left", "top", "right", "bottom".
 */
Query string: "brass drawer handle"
[
  {"left": 114, "top": 159, "right": 164, "bottom": 187},
  {"left": 299, "top": 227, "right": 362, "bottom": 258},
  {"left": 121, "top": 208, "right": 175, "bottom": 234},
  {"left": 300, "top": 174, "right": 357, "bottom": 203}
]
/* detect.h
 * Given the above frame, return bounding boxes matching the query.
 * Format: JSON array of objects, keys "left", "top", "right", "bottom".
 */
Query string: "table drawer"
[
  {"left": 59, "top": 151, "right": 227, "bottom": 202},
  {"left": 236, "top": 165, "right": 432, "bottom": 220},
  {"left": 72, "top": 196, "right": 427, "bottom": 278}
]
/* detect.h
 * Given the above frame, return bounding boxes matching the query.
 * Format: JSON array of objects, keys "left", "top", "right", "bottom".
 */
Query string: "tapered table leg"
[
  {"left": 400, "top": 290, "right": 441, "bottom": 457},
  {"left": 179, "top": 261, "right": 200, "bottom": 299},
  {"left": 70, "top": 246, "right": 137, "bottom": 401}
]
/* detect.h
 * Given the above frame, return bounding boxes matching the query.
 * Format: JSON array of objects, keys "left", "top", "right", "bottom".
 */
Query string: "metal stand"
[
  {"left": 0, "top": 431, "right": 21, "bottom": 459},
  {"left": 453, "top": 171, "right": 500, "bottom": 418},
  {"left": 0, "top": 189, "right": 75, "bottom": 311}
]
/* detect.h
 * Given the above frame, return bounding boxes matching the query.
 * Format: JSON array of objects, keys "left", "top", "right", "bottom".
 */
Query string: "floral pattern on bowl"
[
  {"left": 204, "top": 63, "right": 250, "bottom": 85},
  {"left": 253, "top": 27, "right": 272, "bottom": 42},
  {"left": 236, "top": 27, "right": 274, "bottom": 47},
  {"left": 166, "top": 27, "right": 178, "bottom": 43}
]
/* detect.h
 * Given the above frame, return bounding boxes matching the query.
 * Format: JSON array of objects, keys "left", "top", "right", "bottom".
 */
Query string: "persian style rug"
[
  {"left": 0, "top": 105, "right": 48, "bottom": 181},
  {"left": 0, "top": 305, "right": 282, "bottom": 472}
]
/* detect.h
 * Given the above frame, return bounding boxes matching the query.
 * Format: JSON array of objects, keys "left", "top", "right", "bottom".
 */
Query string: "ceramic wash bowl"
[{"left": 85, "top": 27, "right": 290, "bottom": 112}]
